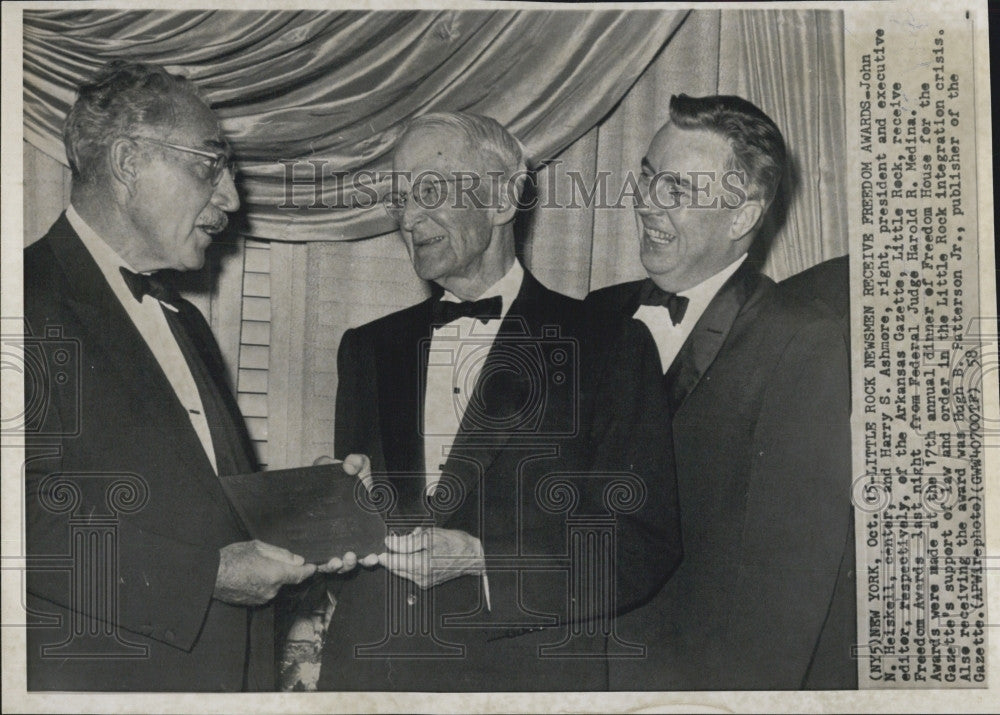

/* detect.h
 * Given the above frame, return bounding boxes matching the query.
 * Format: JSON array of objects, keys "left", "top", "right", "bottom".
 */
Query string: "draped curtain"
[
  {"left": 24, "top": 9, "right": 687, "bottom": 241},
  {"left": 718, "top": 10, "right": 848, "bottom": 279},
  {"left": 21, "top": 9, "right": 846, "bottom": 466}
]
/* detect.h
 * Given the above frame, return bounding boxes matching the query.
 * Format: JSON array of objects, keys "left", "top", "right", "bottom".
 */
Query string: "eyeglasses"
[
  {"left": 383, "top": 177, "right": 466, "bottom": 221},
  {"left": 131, "top": 136, "right": 235, "bottom": 185}
]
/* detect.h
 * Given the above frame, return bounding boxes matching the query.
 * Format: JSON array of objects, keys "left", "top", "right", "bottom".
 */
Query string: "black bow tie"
[
  {"left": 119, "top": 267, "right": 179, "bottom": 306},
  {"left": 638, "top": 280, "right": 689, "bottom": 326},
  {"left": 431, "top": 295, "right": 503, "bottom": 326}
]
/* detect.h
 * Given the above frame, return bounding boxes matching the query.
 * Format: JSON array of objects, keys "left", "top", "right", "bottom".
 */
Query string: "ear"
[
  {"left": 109, "top": 138, "right": 142, "bottom": 194},
  {"left": 490, "top": 176, "right": 521, "bottom": 227},
  {"left": 729, "top": 198, "right": 764, "bottom": 241}
]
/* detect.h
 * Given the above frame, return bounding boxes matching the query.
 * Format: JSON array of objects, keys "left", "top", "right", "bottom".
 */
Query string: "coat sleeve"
[{"left": 722, "top": 315, "right": 854, "bottom": 689}]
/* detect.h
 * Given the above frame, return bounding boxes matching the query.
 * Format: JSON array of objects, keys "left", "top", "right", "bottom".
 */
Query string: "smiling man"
[
  {"left": 587, "top": 94, "right": 856, "bottom": 689},
  {"left": 23, "top": 60, "right": 318, "bottom": 691},
  {"left": 321, "top": 112, "right": 680, "bottom": 691}
]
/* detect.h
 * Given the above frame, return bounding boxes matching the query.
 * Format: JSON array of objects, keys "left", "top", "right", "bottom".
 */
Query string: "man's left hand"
[{"left": 380, "top": 526, "right": 485, "bottom": 589}]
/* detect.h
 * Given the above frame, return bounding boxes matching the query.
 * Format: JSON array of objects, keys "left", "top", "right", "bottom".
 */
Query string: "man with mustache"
[
  {"left": 23, "top": 60, "right": 322, "bottom": 691},
  {"left": 587, "top": 94, "right": 856, "bottom": 689},
  {"left": 320, "top": 111, "right": 681, "bottom": 691}
]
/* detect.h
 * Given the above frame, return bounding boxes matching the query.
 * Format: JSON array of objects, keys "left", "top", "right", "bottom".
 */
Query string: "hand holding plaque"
[
  {"left": 316, "top": 454, "right": 382, "bottom": 573},
  {"left": 218, "top": 456, "right": 387, "bottom": 566}
]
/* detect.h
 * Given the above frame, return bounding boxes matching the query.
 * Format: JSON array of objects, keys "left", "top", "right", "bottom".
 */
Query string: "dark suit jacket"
[
  {"left": 23, "top": 214, "right": 272, "bottom": 691},
  {"left": 779, "top": 254, "right": 850, "bottom": 323},
  {"left": 320, "top": 269, "right": 681, "bottom": 691},
  {"left": 587, "top": 261, "right": 856, "bottom": 690},
  {"left": 780, "top": 255, "right": 851, "bottom": 374}
]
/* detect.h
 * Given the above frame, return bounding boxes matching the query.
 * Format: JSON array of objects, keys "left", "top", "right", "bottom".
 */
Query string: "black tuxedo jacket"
[
  {"left": 320, "top": 269, "right": 681, "bottom": 691},
  {"left": 781, "top": 255, "right": 851, "bottom": 372},
  {"left": 23, "top": 214, "right": 272, "bottom": 691},
  {"left": 779, "top": 254, "right": 850, "bottom": 323},
  {"left": 587, "top": 261, "right": 856, "bottom": 690}
]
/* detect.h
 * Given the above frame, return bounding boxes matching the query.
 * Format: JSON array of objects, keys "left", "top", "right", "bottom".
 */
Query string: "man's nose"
[
  {"left": 634, "top": 191, "right": 656, "bottom": 215},
  {"left": 634, "top": 181, "right": 659, "bottom": 215},
  {"left": 399, "top": 200, "right": 424, "bottom": 232},
  {"left": 211, "top": 169, "right": 240, "bottom": 213}
]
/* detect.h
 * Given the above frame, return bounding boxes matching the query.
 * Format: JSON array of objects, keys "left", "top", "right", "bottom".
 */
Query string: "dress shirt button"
[
  {"left": 406, "top": 594, "right": 418, "bottom": 606},
  {"left": 164, "top": 628, "right": 176, "bottom": 642}
]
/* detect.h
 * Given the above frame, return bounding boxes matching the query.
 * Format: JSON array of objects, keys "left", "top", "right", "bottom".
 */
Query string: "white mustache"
[{"left": 200, "top": 215, "right": 229, "bottom": 233}]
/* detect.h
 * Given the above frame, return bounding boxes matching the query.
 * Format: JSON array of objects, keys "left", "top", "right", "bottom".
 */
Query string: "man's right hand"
[{"left": 214, "top": 540, "right": 316, "bottom": 606}]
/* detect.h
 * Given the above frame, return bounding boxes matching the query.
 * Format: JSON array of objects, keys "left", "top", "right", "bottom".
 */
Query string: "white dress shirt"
[
  {"left": 634, "top": 254, "right": 747, "bottom": 374},
  {"left": 422, "top": 260, "right": 524, "bottom": 492},
  {"left": 67, "top": 206, "right": 218, "bottom": 473}
]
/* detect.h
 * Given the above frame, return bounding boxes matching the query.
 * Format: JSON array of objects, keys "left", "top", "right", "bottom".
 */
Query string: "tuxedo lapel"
[
  {"left": 45, "top": 217, "right": 239, "bottom": 516},
  {"left": 446, "top": 274, "right": 545, "bottom": 478},
  {"left": 427, "top": 272, "right": 558, "bottom": 534},
  {"left": 665, "top": 261, "right": 762, "bottom": 412},
  {"left": 374, "top": 297, "right": 438, "bottom": 516},
  {"left": 379, "top": 273, "right": 560, "bottom": 526}
]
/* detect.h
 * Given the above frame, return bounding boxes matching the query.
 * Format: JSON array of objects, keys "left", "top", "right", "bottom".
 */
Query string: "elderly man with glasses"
[
  {"left": 318, "top": 112, "right": 681, "bottom": 692},
  {"left": 22, "top": 60, "right": 348, "bottom": 691}
]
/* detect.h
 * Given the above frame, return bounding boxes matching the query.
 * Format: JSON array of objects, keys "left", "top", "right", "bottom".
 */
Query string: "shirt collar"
[
  {"left": 677, "top": 253, "right": 747, "bottom": 303},
  {"left": 639, "top": 253, "right": 747, "bottom": 330},
  {"left": 441, "top": 259, "right": 524, "bottom": 318},
  {"left": 66, "top": 204, "right": 143, "bottom": 275},
  {"left": 66, "top": 204, "right": 177, "bottom": 309}
]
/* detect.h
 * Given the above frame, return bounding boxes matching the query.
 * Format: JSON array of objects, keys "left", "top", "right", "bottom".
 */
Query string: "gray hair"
[
  {"left": 63, "top": 59, "right": 206, "bottom": 182},
  {"left": 400, "top": 112, "right": 530, "bottom": 202}
]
